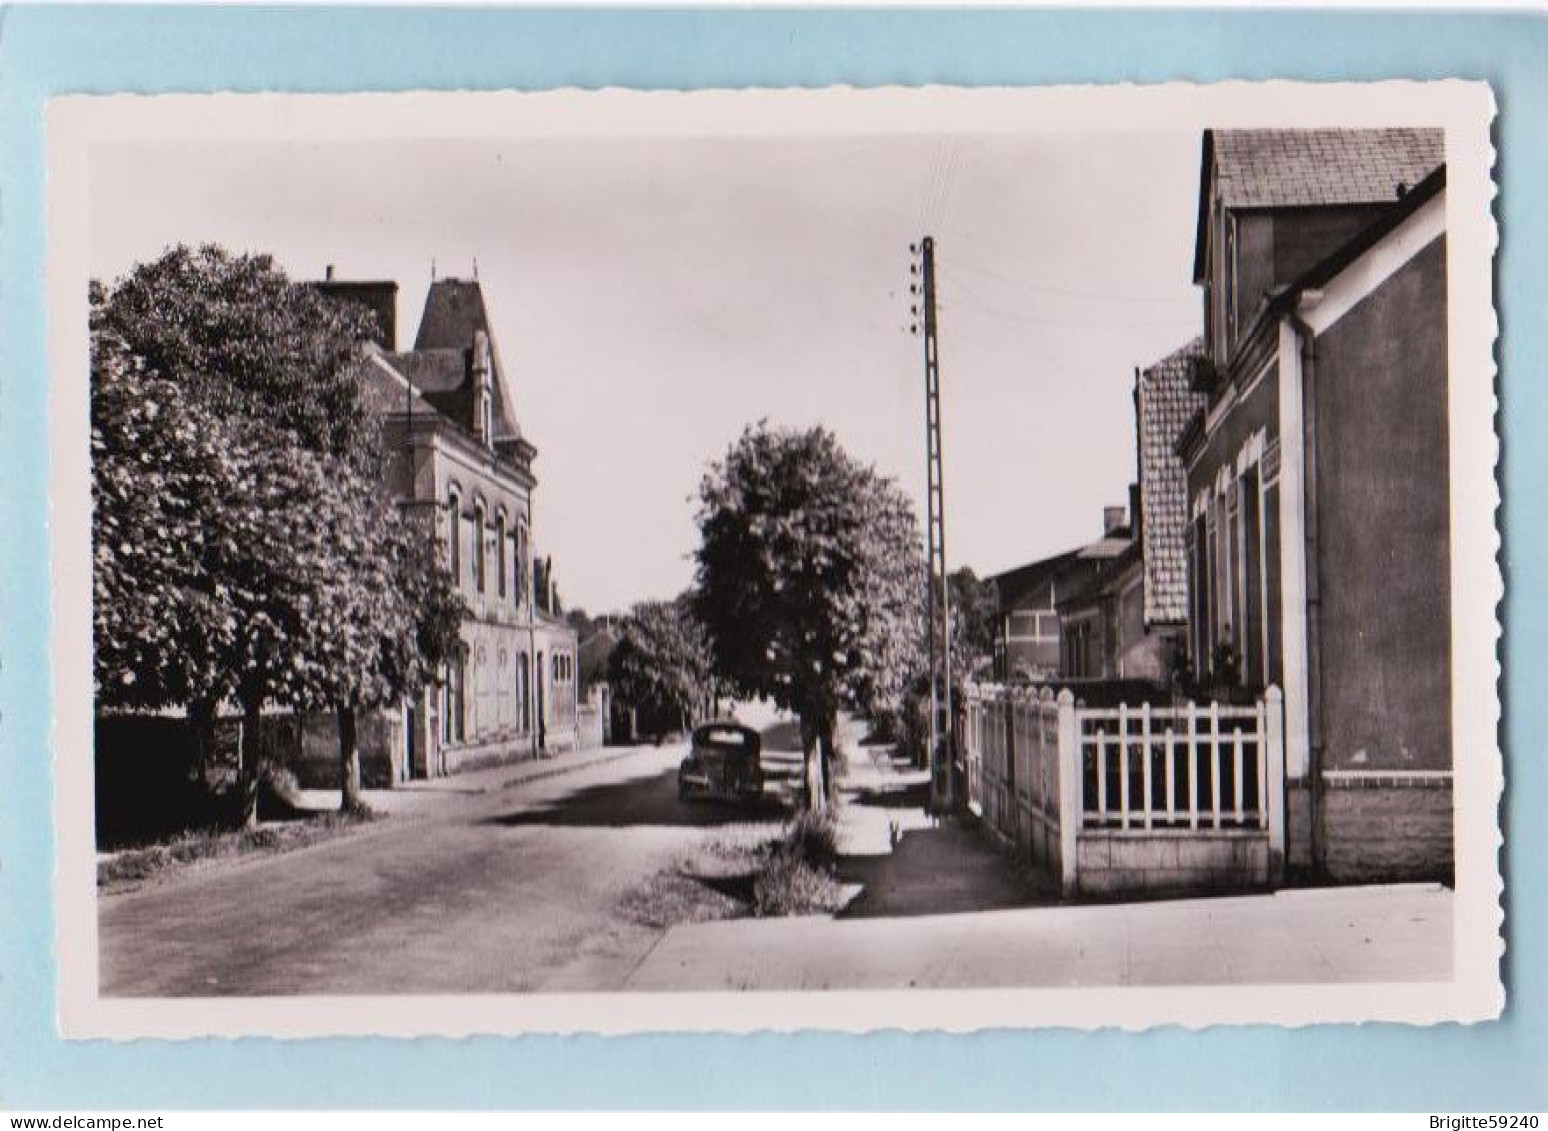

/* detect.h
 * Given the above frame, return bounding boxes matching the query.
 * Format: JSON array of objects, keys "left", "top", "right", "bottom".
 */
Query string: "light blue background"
[{"left": 2, "top": 5, "right": 1542, "bottom": 1111}]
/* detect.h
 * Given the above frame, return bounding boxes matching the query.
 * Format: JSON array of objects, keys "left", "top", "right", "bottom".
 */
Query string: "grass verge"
[
  {"left": 621, "top": 808, "right": 851, "bottom": 929},
  {"left": 751, "top": 810, "right": 847, "bottom": 917},
  {"left": 98, "top": 807, "right": 380, "bottom": 892}
]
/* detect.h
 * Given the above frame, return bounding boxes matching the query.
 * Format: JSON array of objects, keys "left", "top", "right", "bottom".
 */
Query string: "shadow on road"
[
  {"left": 484, "top": 768, "right": 793, "bottom": 830},
  {"left": 837, "top": 823, "right": 1054, "bottom": 919},
  {"left": 847, "top": 777, "right": 932, "bottom": 811}
]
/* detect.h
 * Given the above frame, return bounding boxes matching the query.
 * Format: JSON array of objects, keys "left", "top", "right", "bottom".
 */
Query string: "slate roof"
[
  {"left": 1077, "top": 531, "right": 1132, "bottom": 560},
  {"left": 1210, "top": 128, "right": 1444, "bottom": 210},
  {"left": 357, "top": 346, "right": 434, "bottom": 415},
  {"left": 1194, "top": 129, "right": 1445, "bottom": 283},
  {"left": 412, "top": 279, "right": 524, "bottom": 443},
  {"left": 383, "top": 347, "right": 466, "bottom": 393},
  {"left": 1136, "top": 337, "right": 1207, "bottom": 627}
]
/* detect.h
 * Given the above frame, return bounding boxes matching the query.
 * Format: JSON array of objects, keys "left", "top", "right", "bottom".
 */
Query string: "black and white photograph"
[{"left": 47, "top": 82, "right": 1501, "bottom": 1036}]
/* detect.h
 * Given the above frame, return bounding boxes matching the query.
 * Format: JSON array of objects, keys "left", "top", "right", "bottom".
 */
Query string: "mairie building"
[{"left": 319, "top": 271, "right": 581, "bottom": 779}]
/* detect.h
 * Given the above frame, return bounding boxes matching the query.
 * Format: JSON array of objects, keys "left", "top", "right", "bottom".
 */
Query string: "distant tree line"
[{"left": 92, "top": 245, "right": 464, "bottom": 826}]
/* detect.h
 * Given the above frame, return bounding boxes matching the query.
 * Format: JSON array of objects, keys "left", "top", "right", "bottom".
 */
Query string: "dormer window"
[{"left": 1225, "top": 212, "right": 1239, "bottom": 345}]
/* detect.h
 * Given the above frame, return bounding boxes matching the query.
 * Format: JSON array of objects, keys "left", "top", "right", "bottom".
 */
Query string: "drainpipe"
[{"left": 1289, "top": 300, "right": 1325, "bottom": 876}]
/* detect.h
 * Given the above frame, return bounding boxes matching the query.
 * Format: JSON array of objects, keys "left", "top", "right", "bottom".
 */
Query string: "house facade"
[
  {"left": 1178, "top": 129, "right": 1450, "bottom": 881},
  {"left": 1056, "top": 338, "right": 1209, "bottom": 686},
  {"left": 990, "top": 509, "right": 1129, "bottom": 682},
  {"left": 323, "top": 273, "right": 581, "bottom": 780}
]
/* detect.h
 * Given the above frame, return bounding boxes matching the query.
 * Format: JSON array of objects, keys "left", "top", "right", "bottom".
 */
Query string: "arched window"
[
  {"left": 495, "top": 510, "right": 508, "bottom": 599},
  {"left": 515, "top": 518, "right": 530, "bottom": 607},
  {"left": 446, "top": 491, "right": 461, "bottom": 585},
  {"left": 473, "top": 501, "right": 487, "bottom": 593},
  {"left": 443, "top": 656, "right": 466, "bottom": 744},
  {"left": 516, "top": 651, "right": 528, "bottom": 732}
]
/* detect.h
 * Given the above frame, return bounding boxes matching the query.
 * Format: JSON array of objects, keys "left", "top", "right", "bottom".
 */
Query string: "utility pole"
[{"left": 911, "top": 236, "right": 955, "bottom": 813}]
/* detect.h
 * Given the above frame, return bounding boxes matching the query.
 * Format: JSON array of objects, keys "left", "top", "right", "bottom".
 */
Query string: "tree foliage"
[
  {"left": 91, "top": 246, "right": 466, "bottom": 821},
  {"left": 694, "top": 423, "right": 925, "bottom": 809},
  {"left": 947, "top": 567, "right": 1000, "bottom": 676},
  {"left": 93, "top": 244, "right": 383, "bottom": 474},
  {"left": 92, "top": 329, "right": 242, "bottom": 713},
  {"left": 606, "top": 597, "right": 713, "bottom": 734}
]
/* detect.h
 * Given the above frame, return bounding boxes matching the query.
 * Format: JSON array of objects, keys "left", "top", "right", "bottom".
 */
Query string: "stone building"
[{"left": 323, "top": 272, "right": 580, "bottom": 779}]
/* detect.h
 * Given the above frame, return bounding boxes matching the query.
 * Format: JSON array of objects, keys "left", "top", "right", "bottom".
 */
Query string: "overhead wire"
[
  {"left": 946, "top": 256, "right": 1198, "bottom": 306},
  {"left": 937, "top": 263, "right": 1199, "bottom": 331}
]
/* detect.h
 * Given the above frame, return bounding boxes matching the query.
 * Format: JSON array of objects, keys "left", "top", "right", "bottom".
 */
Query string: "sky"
[{"left": 90, "top": 128, "right": 1203, "bottom": 614}]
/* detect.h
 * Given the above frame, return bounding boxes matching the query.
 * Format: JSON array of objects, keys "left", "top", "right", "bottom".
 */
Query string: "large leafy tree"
[
  {"left": 93, "top": 324, "right": 351, "bottom": 824},
  {"left": 93, "top": 244, "right": 383, "bottom": 474},
  {"left": 606, "top": 597, "right": 713, "bottom": 737},
  {"left": 92, "top": 246, "right": 464, "bottom": 824},
  {"left": 694, "top": 424, "right": 925, "bottom": 811},
  {"left": 92, "top": 329, "right": 241, "bottom": 722}
]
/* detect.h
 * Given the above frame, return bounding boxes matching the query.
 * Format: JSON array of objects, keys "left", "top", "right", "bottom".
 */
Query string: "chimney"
[
  {"left": 312, "top": 274, "right": 398, "bottom": 350},
  {"left": 1128, "top": 482, "right": 1142, "bottom": 540},
  {"left": 1103, "top": 505, "right": 1127, "bottom": 535}
]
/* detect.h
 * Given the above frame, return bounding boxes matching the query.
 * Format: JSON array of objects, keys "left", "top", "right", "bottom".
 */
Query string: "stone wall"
[
  {"left": 273, "top": 710, "right": 404, "bottom": 790},
  {"left": 576, "top": 704, "right": 605, "bottom": 751},
  {"left": 1321, "top": 776, "right": 1453, "bottom": 883},
  {"left": 1076, "top": 832, "right": 1270, "bottom": 896}
]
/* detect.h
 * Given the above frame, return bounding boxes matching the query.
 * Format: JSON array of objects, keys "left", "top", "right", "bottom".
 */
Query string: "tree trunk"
[
  {"left": 801, "top": 712, "right": 827, "bottom": 813},
  {"left": 238, "top": 696, "right": 262, "bottom": 830},
  {"left": 818, "top": 712, "right": 837, "bottom": 802},
  {"left": 188, "top": 698, "right": 217, "bottom": 792},
  {"left": 337, "top": 703, "right": 363, "bottom": 814}
]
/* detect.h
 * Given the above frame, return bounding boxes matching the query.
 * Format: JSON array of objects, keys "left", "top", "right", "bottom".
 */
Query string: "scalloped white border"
[{"left": 46, "top": 81, "right": 1502, "bottom": 1038}]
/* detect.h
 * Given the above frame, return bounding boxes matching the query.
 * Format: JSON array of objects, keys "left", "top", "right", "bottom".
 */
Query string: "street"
[
  {"left": 99, "top": 711, "right": 1453, "bottom": 997},
  {"left": 99, "top": 735, "right": 792, "bottom": 996}
]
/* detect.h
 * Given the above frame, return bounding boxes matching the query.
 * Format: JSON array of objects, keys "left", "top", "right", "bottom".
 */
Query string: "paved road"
[{"left": 99, "top": 739, "right": 795, "bottom": 996}]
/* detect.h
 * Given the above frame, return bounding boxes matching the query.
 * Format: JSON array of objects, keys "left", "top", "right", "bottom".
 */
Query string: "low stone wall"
[
  {"left": 1076, "top": 832, "right": 1270, "bottom": 896},
  {"left": 1321, "top": 774, "right": 1453, "bottom": 883},
  {"left": 576, "top": 705, "right": 605, "bottom": 751},
  {"left": 442, "top": 730, "right": 539, "bottom": 775},
  {"left": 273, "top": 710, "right": 403, "bottom": 790}
]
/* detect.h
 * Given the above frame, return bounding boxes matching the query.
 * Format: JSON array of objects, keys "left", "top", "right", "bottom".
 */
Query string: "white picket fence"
[{"left": 962, "top": 683, "right": 1285, "bottom": 896}]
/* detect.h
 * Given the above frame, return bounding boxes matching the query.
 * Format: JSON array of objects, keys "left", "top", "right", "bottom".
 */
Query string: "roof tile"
[
  {"left": 1213, "top": 128, "right": 1443, "bottom": 210},
  {"left": 1137, "top": 337, "right": 1207, "bottom": 626}
]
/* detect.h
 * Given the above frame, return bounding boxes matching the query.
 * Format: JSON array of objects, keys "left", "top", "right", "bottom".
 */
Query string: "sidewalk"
[
  {"left": 293, "top": 741, "right": 664, "bottom": 818},
  {"left": 623, "top": 882, "right": 1453, "bottom": 990}
]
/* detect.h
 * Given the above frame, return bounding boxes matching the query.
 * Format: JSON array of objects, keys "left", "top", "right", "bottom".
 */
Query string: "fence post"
[
  {"left": 1265, "top": 684, "right": 1286, "bottom": 886},
  {"left": 1056, "top": 689, "right": 1079, "bottom": 898}
]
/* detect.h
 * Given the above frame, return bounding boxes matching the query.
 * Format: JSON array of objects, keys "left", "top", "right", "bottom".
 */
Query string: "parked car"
[{"left": 678, "top": 721, "right": 763, "bottom": 804}]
